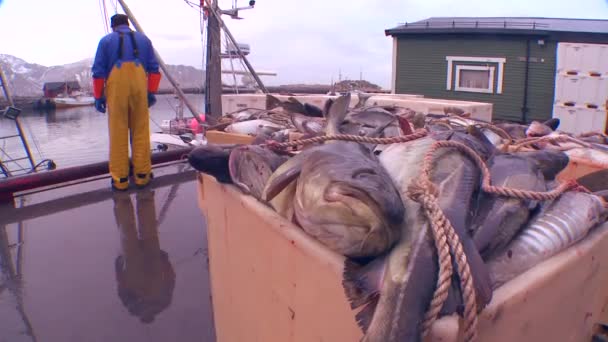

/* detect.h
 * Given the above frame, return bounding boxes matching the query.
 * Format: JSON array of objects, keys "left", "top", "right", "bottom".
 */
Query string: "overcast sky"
[{"left": 1, "top": 0, "right": 608, "bottom": 88}]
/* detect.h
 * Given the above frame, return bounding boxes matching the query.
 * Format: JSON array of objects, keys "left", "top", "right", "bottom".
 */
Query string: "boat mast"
[
  {"left": 203, "top": 0, "right": 268, "bottom": 94},
  {"left": 115, "top": 0, "right": 205, "bottom": 125},
  {"left": 204, "top": 0, "right": 223, "bottom": 123}
]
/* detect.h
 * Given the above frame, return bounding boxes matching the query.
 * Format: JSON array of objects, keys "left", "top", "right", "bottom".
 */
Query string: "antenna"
[{"left": 220, "top": 0, "right": 256, "bottom": 20}]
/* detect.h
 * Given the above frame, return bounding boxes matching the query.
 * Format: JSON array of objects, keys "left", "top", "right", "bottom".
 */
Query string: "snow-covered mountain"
[{"left": 0, "top": 54, "right": 204, "bottom": 97}]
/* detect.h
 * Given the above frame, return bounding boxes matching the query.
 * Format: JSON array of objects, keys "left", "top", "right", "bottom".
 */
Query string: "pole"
[
  {"left": 203, "top": 0, "right": 268, "bottom": 93},
  {"left": 115, "top": 0, "right": 205, "bottom": 125},
  {"left": 521, "top": 39, "right": 531, "bottom": 124},
  {"left": 0, "top": 66, "right": 37, "bottom": 170},
  {"left": 205, "top": 0, "right": 223, "bottom": 124},
  {"left": 0, "top": 66, "right": 15, "bottom": 107}
]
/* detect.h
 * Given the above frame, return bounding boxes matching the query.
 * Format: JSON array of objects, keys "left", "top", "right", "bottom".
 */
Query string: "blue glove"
[
  {"left": 147, "top": 93, "right": 157, "bottom": 108},
  {"left": 95, "top": 97, "right": 106, "bottom": 113}
]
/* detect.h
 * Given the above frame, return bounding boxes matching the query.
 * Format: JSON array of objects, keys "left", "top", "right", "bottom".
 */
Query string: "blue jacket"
[{"left": 92, "top": 25, "right": 160, "bottom": 79}]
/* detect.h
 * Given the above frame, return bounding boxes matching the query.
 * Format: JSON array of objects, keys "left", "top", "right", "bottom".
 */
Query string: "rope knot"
[{"left": 408, "top": 179, "right": 438, "bottom": 201}]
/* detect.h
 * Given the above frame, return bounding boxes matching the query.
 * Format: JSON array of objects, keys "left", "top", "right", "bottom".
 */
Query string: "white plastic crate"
[
  {"left": 554, "top": 74, "right": 584, "bottom": 106},
  {"left": 554, "top": 74, "right": 608, "bottom": 110},
  {"left": 557, "top": 42, "right": 608, "bottom": 76},
  {"left": 553, "top": 105, "right": 607, "bottom": 135}
]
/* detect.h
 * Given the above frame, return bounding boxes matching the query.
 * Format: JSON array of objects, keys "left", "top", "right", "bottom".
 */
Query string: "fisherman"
[{"left": 91, "top": 13, "right": 162, "bottom": 191}]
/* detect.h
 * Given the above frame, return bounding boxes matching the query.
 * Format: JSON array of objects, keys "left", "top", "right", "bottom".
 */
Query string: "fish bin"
[
  {"left": 197, "top": 169, "right": 608, "bottom": 342},
  {"left": 194, "top": 92, "right": 608, "bottom": 341},
  {"left": 221, "top": 93, "right": 493, "bottom": 123}
]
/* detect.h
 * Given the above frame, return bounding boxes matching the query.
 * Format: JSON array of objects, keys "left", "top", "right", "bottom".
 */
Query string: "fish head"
[
  {"left": 526, "top": 120, "right": 554, "bottom": 137},
  {"left": 187, "top": 145, "right": 233, "bottom": 183},
  {"left": 295, "top": 146, "right": 405, "bottom": 258},
  {"left": 543, "top": 118, "right": 560, "bottom": 130}
]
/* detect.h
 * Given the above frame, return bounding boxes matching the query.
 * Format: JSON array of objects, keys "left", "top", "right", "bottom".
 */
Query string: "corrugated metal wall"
[{"left": 393, "top": 35, "right": 557, "bottom": 123}]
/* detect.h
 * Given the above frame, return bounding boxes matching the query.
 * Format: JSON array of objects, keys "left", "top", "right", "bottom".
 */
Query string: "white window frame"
[
  {"left": 454, "top": 65, "right": 495, "bottom": 94},
  {"left": 446, "top": 56, "right": 506, "bottom": 94}
]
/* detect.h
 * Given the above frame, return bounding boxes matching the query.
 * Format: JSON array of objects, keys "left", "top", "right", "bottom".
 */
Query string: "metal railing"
[
  {"left": 0, "top": 107, "right": 40, "bottom": 177},
  {"left": 397, "top": 20, "right": 551, "bottom": 30}
]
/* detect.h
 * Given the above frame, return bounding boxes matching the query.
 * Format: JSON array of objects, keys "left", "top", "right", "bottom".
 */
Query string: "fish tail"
[
  {"left": 265, "top": 94, "right": 282, "bottom": 110},
  {"left": 342, "top": 257, "right": 385, "bottom": 332}
]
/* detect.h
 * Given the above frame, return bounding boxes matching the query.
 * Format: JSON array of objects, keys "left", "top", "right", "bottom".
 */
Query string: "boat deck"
[{"left": 0, "top": 162, "right": 215, "bottom": 342}]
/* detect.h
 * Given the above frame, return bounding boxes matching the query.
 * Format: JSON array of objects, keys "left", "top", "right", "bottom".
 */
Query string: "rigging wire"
[
  {"left": 200, "top": 5, "right": 208, "bottom": 95},
  {"left": 98, "top": 0, "right": 108, "bottom": 33}
]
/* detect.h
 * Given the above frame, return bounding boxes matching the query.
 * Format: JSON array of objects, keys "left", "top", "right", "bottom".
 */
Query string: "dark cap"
[{"left": 110, "top": 14, "right": 129, "bottom": 28}]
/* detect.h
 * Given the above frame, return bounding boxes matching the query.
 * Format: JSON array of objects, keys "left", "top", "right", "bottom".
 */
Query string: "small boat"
[{"left": 52, "top": 94, "right": 95, "bottom": 109}]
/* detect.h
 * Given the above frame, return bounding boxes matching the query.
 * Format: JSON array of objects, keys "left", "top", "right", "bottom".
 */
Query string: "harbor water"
[
  {"left": 0, "top": 94, "right": 216, "bottom": 342},
  {"left": 0, "top": 94, "right": 206, "bottom": 171}
]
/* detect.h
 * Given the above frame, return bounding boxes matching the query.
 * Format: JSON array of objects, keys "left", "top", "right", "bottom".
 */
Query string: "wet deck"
[{"left": 0, "top": 162, "right": 215, "bottom": 342}]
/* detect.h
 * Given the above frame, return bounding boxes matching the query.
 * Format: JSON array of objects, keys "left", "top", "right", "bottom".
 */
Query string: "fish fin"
[
  {"left": 322, "top": 98, "right": 334, "bottom": 118},
  {"left": 262, "top": 153, "right": 305, "bottom": 201},
  {"left": 286, "top": 97, "right": 306, "bottom": 113},
  {"left": 342, "top": 257, "right": 385, "bottom": 310},
  {"left": 354, "top": 293, "right": 379, "bottom": 333},
  {"left": 303, "top": 103, "right": 324, "bottom": 117},
  {"left": 366, "top": 117, "right": 396, "bottom": 138},
  {"left": 228, "top": 147, "right": 253, "bottom": 195},
  {"left": 326, "top": 93, "right": 352, "bottom": 135},
  {"left": 542, "top": 118, "right": 560, "bottom": 130},
  {"left": 355, "top": 92, "right": 372, "bottom": 109},
  {"left": 266, "top": 94, "right": 282, "bottom": 110}
]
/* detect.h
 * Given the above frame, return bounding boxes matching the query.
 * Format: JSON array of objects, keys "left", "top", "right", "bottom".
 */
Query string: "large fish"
[
  {"left": 187, "top": 143, "right": 289, "bottom": 202},
  {"left": 511, "top": 150, "right": 570, "bottom": 181},
  {"left": 224, "top": 119, "right": 283, "bottom": 135},
  {"left": 346, "top": 108, "right": 396, "bottom": 129},
  {"left": 342, "top": 130, "right": 494, "bottom": 342},
  {"left": 487, "top": 191, "right": 607, "bottom": 289},
  {"left": 343, "top": 136, "right": 437, "bottom": 342},
  {"left": 495, "top": 123, "right": 528, "bottom": 139},
  {"left": 289, "top": 112, "right": 325, "bottom": 135},
  {"left": 263, "top": 93, "right": 405, "bottom": 259},
  {"left": 470, "top": 153, "right": 548, "bottom": 259},
  {"left": 228, "top": 145, "right": 288, "bottom": 200},
  {"left": 525, "top": 119, "right": 558, "bottom": 137},
  {"left": 265, "top": 94, "right": 324, "bottom": 117}
]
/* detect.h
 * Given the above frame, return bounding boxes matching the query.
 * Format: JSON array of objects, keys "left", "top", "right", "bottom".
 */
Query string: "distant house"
[
  {"left": 385, "top": 17, "right": 608, "bottom": 133},
  {"left": 43, "top": 81, "right": 81, "bottom": 98}
]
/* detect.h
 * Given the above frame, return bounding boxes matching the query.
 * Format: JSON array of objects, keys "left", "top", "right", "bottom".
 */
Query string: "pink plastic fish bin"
[{"left": 196, "top": 171, "right": 608, "bottom": 342}]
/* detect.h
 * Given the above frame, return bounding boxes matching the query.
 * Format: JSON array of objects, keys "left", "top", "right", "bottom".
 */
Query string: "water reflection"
[
  {"left": 112, "top": 190, "right": 176, "bottom": 324},
  {"left": 0, "top": 199, "right": 37, "bottom": 342}
]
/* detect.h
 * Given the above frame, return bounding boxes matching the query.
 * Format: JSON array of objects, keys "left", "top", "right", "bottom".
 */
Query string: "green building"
[{"left": 385, "top": 17, "right": 608, "bottom": 126}]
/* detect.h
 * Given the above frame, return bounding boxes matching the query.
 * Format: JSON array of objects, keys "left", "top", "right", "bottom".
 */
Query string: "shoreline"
[{"left": 0, "top": 85, "right": 389, "bottom": 110}]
